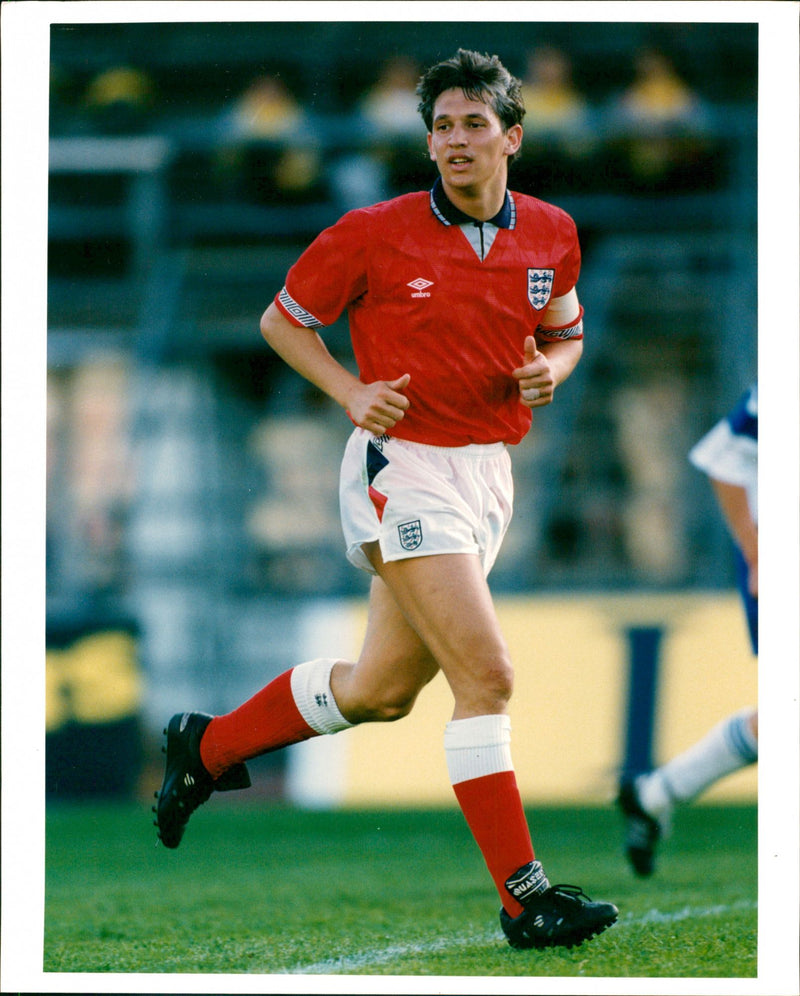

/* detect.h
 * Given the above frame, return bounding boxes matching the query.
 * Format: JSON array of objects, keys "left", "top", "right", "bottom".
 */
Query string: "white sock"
[
  {"left": 638, "top": 708, "right": 758, "bottom": 818},
  {"left": 444, "top": 714, "right": 514, "bottom": 784},
  {"left": 290, "top": 658, "right": 353, "bottom": 735}
]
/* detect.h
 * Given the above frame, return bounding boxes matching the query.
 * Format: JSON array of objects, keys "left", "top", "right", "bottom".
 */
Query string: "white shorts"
[{"left": 339, "top": 428, "right": 514, "bottom": 576}]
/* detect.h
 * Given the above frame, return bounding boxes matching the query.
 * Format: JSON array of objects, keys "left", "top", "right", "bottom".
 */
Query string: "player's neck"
[{"left": 441, "top": 177, "right": 508, "bottom": 222}]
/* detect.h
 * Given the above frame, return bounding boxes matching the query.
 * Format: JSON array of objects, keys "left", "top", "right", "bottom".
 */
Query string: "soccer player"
[
  {"left": 155, "top": 48, "right": 618, "bottom": 950},
  {"left": 618, "top": 384, "right": 758, "bottom": 876}
]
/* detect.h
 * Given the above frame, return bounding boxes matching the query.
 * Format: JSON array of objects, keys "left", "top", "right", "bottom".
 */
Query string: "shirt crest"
[
  {"left": 527, "top": 268, "right": 555, "bottom": 311},
  {"left": 397, "top": 519, "right": 423, "bottom": 551}
]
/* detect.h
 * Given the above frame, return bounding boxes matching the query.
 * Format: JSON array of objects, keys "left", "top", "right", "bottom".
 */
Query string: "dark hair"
[{"left": 416, "top": 48, "right": 526, "bottom": 140}]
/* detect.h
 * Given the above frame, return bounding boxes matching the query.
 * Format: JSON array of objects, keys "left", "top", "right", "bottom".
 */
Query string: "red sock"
[
  {"left": 199, "top": 669, "right": 317, "bottom": 778},
  {"left": 453, "top": 770, "right": 534, "bottom": 917}
]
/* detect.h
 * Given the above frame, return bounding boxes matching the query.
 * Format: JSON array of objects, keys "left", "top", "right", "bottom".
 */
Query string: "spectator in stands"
[
  {"left": 47, "top": 359, "right": 133, "bottom": 593},
  {"left": 513, "top": 45, "right": 596, "bottom": 196},
  {"left": 519, "top": 46, "right": 591, "bottom": 140},
  {"left": 246, "top": 386, "right": 347, "bottom": 593},
  {"left": 332, "top": 55, "right": 429, "bottom": 208},
  {"left": 612, "top": 47, "right": 703, "bottom": 129},
  {"left": 83, "top": 64, "right": 157, "bottom": 135},
  {"left": 360, "top": 55, "right": 423, "bottom": 139},
  {"left": 216, "top": 74, "right": 325, "bottom": 205},
  {"left": 225, "top": 74, "right": 305, "bottom": 140},
  {"left": 603, "top": 47, "right": 713, "bottom": 191}
]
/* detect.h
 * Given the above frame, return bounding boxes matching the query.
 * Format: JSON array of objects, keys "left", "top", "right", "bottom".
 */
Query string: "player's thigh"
[
  {"left": 332, "top": 570, "right": 440, "bottom": 720},
  {"left": 371, "top": 547, "right": 513, "bottom": 713}
]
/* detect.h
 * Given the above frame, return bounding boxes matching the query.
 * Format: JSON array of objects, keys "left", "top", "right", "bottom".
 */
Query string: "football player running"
[{"left": 155, "top": 48, "right": 618, "bottom": 951}]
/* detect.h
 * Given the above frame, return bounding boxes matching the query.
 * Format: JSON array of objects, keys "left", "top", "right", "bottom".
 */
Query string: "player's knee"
[
  {"left": 369, "top": 687, "right": 418, "bottom": 722},
  {"left": 343, "top": 684, "right": 419, "bottom": 723},
  {"left": 456, "top": 656, "right": 514, "bottom": 714},
  {"left": 483, "top": 656, "right": 514, "bottom": 703}
]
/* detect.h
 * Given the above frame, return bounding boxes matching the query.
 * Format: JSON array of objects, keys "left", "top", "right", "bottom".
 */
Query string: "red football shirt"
[{"left": 274, "top": 184, "right": 581, "bottom": 446}]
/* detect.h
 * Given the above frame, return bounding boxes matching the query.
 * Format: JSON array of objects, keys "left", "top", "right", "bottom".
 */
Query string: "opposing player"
[
  {"left": 155, "top": 48, "right": 618, "bottom": 950},
  {"left": 618, "top": 384, "right": 758, "bottom": 876}
]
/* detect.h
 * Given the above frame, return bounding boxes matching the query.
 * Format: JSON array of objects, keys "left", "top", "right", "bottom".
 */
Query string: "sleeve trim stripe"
[{"left": 278, "top": 287, "right": 325, "bottom": 329}]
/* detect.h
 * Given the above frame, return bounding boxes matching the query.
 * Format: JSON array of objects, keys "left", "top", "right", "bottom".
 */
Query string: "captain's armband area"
[{"left": 536, "top": 309, "right": 584, "bottom": 342}]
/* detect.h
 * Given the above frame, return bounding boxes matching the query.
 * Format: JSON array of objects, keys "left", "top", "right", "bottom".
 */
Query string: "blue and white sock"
[{"left": 637, "top": 707, "right": 757, "bottom": 820}]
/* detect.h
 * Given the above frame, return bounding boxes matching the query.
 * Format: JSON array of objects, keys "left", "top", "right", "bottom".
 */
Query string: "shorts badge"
[
  {"left": 527, "top": 268, "right": 555, "bottom": 311},
  {"left": 398, "top": 519, "right": 423, "bottom": 551}
]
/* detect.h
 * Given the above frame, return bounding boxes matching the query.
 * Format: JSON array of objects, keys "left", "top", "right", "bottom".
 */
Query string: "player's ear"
[
  {"left": 504, "top": 124, "right": 523, "bottom": 157},
  {"left": 426, "top": 133, "right": 436, "bottom": 161}
]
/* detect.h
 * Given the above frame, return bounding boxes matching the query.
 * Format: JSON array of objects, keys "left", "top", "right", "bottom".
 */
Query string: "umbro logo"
[{"left": 407, "top": 277, "right": 433, "bottom": 298}]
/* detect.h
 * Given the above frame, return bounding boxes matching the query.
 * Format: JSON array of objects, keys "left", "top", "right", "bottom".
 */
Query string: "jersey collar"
[{"left": 430, "top": 177, "right": 516, "bottom": 229}]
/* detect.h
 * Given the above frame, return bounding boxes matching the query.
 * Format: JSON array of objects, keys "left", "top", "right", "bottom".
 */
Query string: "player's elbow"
[{"left": 259, "top": 303, "right": 280, "bottom": 344}]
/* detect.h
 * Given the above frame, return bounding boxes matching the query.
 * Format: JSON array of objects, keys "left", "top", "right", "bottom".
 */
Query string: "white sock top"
[
  {"left": 290, "top": 658, "right": 353, "bottom": 736},
  {"left": 444, "top": 713, "right": 514, "bottom": 785}
]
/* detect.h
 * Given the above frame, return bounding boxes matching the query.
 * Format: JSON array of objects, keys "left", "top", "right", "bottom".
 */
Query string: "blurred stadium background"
[{"left": 44, "top": 19, "right": 758, "bottom": 808}]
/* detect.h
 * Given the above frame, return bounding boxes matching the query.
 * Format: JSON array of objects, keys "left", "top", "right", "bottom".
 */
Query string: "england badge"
[
  {"left": 397, "top": 519, "right": 423, "bottom": 551},
  {"left": 527, "top": 268, "right": 555, "bottom": 311}
]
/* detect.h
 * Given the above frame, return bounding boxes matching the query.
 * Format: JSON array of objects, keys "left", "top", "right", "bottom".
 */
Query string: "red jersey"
[{"left": 274, "top": 181, "right": 581, "bottom": 446}]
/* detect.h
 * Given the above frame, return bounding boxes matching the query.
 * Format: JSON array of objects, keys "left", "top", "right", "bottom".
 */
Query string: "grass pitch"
[{"left": 44, "top": 799, "right": 756, "bottom": 979}]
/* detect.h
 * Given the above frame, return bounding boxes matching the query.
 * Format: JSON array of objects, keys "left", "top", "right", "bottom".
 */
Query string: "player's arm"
[
  {"left": 535, "top": 338, "right": 583, "bottom": 386},
  {"left": 709, "top": 477, "right": 758, "bottom": 597},
  {"left": 259, "top": 302, "right": 410, "bottom": 434},
  {"left": 535, "top": 287, "right": 585, "bottom": 388},
  {"left": 512, "top": 289, "right": 584, "bottom": 407}
]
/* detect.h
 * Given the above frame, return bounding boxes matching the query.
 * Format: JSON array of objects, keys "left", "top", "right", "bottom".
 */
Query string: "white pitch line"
[
  {"left": 281, "top": 899, "right": 758, "bottom": 975},
  {"left": 283, "top": 931, "right": 498, "bottom": 975},
  {"left": 626, "top": 898, "right": 757, "bottom": 927}
]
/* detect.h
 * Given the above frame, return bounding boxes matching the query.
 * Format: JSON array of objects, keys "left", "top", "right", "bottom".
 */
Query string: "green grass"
[{"left": 44, "top": 800, "right": 757, "bottom": 978}]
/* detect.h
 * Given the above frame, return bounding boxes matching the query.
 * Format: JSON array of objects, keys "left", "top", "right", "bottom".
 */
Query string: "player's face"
[{"left": 427, "top": 88, "right": 522, "bottom": 197}]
